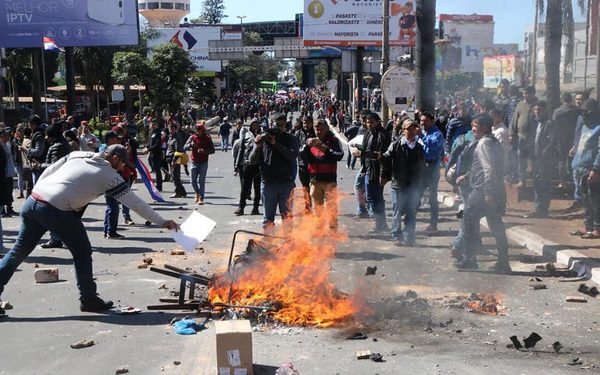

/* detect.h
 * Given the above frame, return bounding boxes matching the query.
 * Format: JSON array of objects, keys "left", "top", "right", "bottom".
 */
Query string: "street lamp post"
[
  {"left": 363, "top": 75, "right": 373, "bottom": 110},
  {"left": 237, "top": 15, "right": 246, "bottom": 40}
]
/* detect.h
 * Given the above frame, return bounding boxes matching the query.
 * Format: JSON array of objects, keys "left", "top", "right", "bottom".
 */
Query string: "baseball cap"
[{"left": 103, "top": 144, "right": 134, "bottom": 168}]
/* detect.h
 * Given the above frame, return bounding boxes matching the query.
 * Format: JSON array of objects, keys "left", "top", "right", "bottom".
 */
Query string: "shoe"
[
  {"left": 6, "top": 209, "right": 18, "bottom": 216},
  {"left": 80, "top": 295, "right": 114, "bottom": 312},
  {"left": 581, "top": 231, "right": 600, "bottom": 239},
  {"left": 169, "top": 193, "right": 181, "bottom": 198},
  {"left": 357, "top": 212, "right": 370, "bottom": 219},
  {"left": 250, "top": 208, "right": 260, "bottom": 215},
  {"left": 393, "top": 239, "right": 404, "bottom": 247},
  {"left": 423, "top": 226, "right": 439, "bottom": 234},
  {"left": 456, "top": 209, "right": 464, "bottom": 219},
  {"left": 515, "top": 181, "right": 525, "bottom": 188},
  {"left": 194, "top": 193, "right": 200, "bottom": 203},
  {"left": 197, "top": 197, "right": 204, "bottom": 205},
  {"left": 41, "top": 240, "right": 63, "bottom": 249},
  {"left": 16, "top": 194, "right": 24, "bottom": 199},
  {"left": 106, "top": 233, "right": 125, "bottom": 239},
  {"left": 454, "top": 258, "right": 479, "bottom": 269},
  {"left": 450, "top": 248, "right": 462, "bottom": 260},
  {"left": 234, "top": 207, "right": 244, "bottom": 216},
  {"left": 144, "top": 221, "right": 152, "bottom": 226},
  {"left": 124, "top": 219, "right": 135, "bottom": 226},
  {"left": 566, "top": 201, "right": 582, "bottom": 211},
  {"left": 489, "top": 261, "right": 511, "bottom": 273}
]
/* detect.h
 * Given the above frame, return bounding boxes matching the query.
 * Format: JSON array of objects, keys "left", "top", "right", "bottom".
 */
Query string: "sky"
[{"left": 188, "top": 0, "right": 587, "bottom": 48}]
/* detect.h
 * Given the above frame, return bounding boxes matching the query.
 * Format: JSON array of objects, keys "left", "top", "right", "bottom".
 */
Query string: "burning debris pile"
[
  {"left": 208, "top": 193, "right": 360, "bottom": 327},
  {"left": 463, "top": 293, "right": 507, "bottom": 316}
]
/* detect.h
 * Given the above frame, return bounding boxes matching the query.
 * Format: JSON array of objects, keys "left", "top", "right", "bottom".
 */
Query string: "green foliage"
[
  {"left": 147, "top": 43, "right": 195, "bottom": 113},
  {"left": 189, "top": 76, "right": 216, "bottom": 105},
  {"left": 112, "top": 52, "right": 151, "bottom": 85},
  {"left": 200, "top": 0, "right": 226, "bottom": 25}
]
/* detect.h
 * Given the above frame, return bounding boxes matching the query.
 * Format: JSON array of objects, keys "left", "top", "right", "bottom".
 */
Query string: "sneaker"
[
  {"left": 169, "top": 193, "right": 181, "bottom": 199},
  {"left": 454, "top": 258, "right": 479, "bottom": 270},
  {"left": 41, "top": 239, "right": 63, "bottom": 249},
  {"left": 124, "top": 219, "right": 135, "bottom": 226},
  {"left": 106, "top": 233, "right": 125, "bottom": 239},
  {"left": 144, "top": 221, "right": 152, "bottom": 226},
  {"left": 197, "top": 197, "right": 204, "bottom": 205},
  {"left": 489, "top": 262, "right": 511, "bottom": 274},
  {"left": 423, "top": 225, "right": 439, "bottom": 234},
  {"left": 234, "top": 207, "right": 244, "bottom": 216},
  {"left": 80, "top": 296, "right": 114, "bottom": 312},
  {"left": 250, "top": 208, "right": 260, "bottom": 215}
]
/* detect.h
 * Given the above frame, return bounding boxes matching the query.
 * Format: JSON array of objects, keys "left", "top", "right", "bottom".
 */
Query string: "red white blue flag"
[
  {"left": 135, "top": 157, "right": 165, "bottom": 203},
  {"left": 43, "top": 37, "right": 64, "bottom": 52}
]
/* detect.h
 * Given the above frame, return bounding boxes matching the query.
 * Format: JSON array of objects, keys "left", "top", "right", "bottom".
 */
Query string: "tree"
[
  {"left": 228, "top": 32, "right": 278, "bottom": 91},
  {"left": 200, "top": 0, "right": 226, "bottom": 25},
  {"left": 561, "top": 0, "right": 586, "bottom": 83},
  {"left": 2, "top": 49, "right": 31, "bottom": 111},
  {"left": 112, "top": 52, "right": 152, "bottom": 117},
  {"left": 148, "top": 43, "right": 195, "bottom": 114},
  {"left": 74, "top": 47, "right": 117, "bottom": 118},
  {"left": 545, "top": 0, "right": 564, "bottom": 112}
]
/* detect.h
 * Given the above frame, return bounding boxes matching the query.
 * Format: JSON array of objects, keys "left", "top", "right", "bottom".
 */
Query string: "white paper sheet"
[{"left": 170, "top": 211, "right": 216, "bottom": 251}]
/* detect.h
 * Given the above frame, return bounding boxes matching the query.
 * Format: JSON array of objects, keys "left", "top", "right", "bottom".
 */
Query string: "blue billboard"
[{"left": 0, "top": 0, "right": 139, "bottom": 48}]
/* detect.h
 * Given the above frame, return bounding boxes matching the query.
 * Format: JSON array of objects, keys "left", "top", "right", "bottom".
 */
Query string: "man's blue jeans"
[
  {"left": 354, "top": 172, "right": 367, "bottom": 215},
  {"left": 191, "top": 162, "right": 209, "bottom": 199},
  {"left": 462, "top": 190, "right": 509, "bottom": 264},
  {"left": 261, "top": 180, "right": 294, "bottom": 225},
  {"left": 391, "top": 186, "right": 419, "bottom": 244},
  {"left": 104, "top": 196, "right": 119, "bottom": 235},
  {"left": 422, "top": 164, "right": 440, "bottom": 227},
  {"left": 221, "top": 136, "right": 229, "bottom": 151},
  {"left": 365, "top": 177, "right": 387, "bottom": 230},
  {"left": 0, "top": 197, "right": 97, "bottom": 299}
]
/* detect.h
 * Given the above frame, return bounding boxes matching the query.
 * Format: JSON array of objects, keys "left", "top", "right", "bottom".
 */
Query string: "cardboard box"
[{"left": 215, "top": 320, "right": 253, "bottom": 375}]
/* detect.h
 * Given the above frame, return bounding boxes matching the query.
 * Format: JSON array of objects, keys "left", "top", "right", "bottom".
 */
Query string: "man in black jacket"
[
  {"left": 552, "top": 93, "right": 580, "bottom": 181},
  {"left": 23, "top": 115, "right": 47, "bottom": 185},
  {"left": 360, "top": 113, "right": 391, "bottom": 232},
  {"left": 294, "top": 116, "right": 316, "bottom": 212},
  {"left": 381, "top": 120, "right": 425, "bottom": 246},
  {"left": 147, "top": 120, "right": 163, "bottom": 191},
  {"left": 250, "top": 115, "right": 299, "bottom": 228}
]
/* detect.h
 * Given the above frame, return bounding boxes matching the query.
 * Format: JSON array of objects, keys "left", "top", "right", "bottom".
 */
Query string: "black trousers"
[{"left": 239, "top": 164, "right": 261, "bottom": 210}]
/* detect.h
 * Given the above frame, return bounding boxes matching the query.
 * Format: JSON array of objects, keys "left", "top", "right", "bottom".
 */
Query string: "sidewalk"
[{"left": 438, "top": 181, "right": 600, "bottom": 286}]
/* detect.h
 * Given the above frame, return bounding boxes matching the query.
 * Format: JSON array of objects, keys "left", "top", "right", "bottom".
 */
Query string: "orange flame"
[
  {"left": 209, "top": 189, "right": 360, "bottom": 327},
  {"left": 464, "top": 293, "right": 507, "bottom": 315}
]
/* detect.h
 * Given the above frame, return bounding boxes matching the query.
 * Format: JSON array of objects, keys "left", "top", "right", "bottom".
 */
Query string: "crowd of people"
[{"left": 1, "top": 81, "right": 599, "bottom": 317}]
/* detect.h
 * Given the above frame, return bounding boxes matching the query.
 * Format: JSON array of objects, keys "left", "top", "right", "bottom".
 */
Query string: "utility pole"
[
  {"left": 415, "top": 0, "right": 436, "bottom": 112},
  {"left": 532, "top": 4, "right": 539, "bottom": 87},
  {"left": 356, "top": 46, "right": 364, "bottom": 112},
  {"left": 381, "top": 0, "right": 390, "bottom": 125},
  {"left": 65, "top": 47, "right": 76, "bottom": 115}
]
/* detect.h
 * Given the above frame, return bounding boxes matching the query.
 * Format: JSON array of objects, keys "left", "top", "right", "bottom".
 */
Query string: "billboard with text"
[
  {"left": 0, "top": 0, "right": 139, "bottom": 47},
  {"left": 148, "top": 27, "right": 222, "bottom": 72},
  {"left": 303, "top": 0, "right": 416, "bottom": 47}
]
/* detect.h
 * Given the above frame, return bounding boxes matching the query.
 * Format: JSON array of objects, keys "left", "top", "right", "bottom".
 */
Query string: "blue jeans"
[
  {"left": 191, "top": 162, "right": 209, "bottom": 199},
  {"left": 390, "top": 186, "right": 420, "bottom": 244},
  {"left": 261, "top": 180, "right": 294, "bottom": 224},
  {"left": 104, "top": 196, "right": 119, "bottom": 235},
  {"left": 15, "top": 165, "right": 24, "bottom": 195},
  {"left": 221, "top": 135, "right": 229, "bottom": 151},
  {"left": 422, "top": 164, "right": 440, "bottom": 227},
  {"left": 462, "top": 190, "right": 509, "bottom": 264},
  {"left": 354, "top": 172, "right": 368, "bottom": 215},
  {"left": 365, "top": 177, "right": 387, "bottom": 230},
  {"left": 0, "top": 197, "right": 97, "bottom": 299}
]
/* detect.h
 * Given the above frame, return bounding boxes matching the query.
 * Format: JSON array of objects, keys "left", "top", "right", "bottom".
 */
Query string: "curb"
[{"left": 438, "top": 191, "right": 600, "bottom": 286}]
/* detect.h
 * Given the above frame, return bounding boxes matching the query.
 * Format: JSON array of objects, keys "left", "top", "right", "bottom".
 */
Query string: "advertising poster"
[
  {"left": 0, "top": 0, "right": 139, "bottom": 47},
  {"left": 483, "top": 55, "right": 521, "bottom": 88},
  {"left": 303, "top": 0, "right": 416, "bottom": 47},
  {"left": 148, "top": 27, "right": 222, "bottom": 73},
  {"left": 440, "top": 14, "right": 494, "bottom": 73}
]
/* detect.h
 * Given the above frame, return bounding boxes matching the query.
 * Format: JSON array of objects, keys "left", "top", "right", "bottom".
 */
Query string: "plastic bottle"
[{"left": 275, "top": 363, "right": 300, "bottom": 375}]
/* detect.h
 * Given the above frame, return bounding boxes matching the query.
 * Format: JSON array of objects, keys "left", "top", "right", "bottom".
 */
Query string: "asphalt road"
[{"left": 0, "top": 138, "right": 599, "bottom": 375}]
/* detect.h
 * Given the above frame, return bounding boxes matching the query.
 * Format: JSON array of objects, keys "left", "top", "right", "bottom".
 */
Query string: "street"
[{"left": 0, "top": 141, "right": 599, "bottom": 375}]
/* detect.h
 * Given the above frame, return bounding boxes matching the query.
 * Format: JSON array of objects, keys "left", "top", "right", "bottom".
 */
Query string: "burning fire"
[
  {"left": 209, "top": 189, "right": 360, "bottom": 327},
  {"left": 464, "top": 293, "right": 507, "bottom": 315}
]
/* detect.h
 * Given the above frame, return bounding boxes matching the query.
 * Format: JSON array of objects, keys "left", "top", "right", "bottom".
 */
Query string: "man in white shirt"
[{"left": 0, "top": 145, "right": 178, "bottom": 316}]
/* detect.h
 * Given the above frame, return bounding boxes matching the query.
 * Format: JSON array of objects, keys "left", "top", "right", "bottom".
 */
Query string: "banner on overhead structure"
[
  {"left": 302, "top": 0, "right": 417, "bottom": 47},
  {"left": 148, "top": 27, "right": 222, "bottom": 72},
  {"left": 0, "top": 0, "right": 139, "bottom": 47},
  {"left": 439, "top": 14, "right": 494, "bottom": 73}
]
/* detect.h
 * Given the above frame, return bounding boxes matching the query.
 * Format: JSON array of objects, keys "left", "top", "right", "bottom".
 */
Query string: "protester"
[
  {"left": 570, "top": 99, "right": 600, "bottom": 239},
  {"left": 294, "top": 115, "right": 316, "bottom": 212},
  {"left": 299, "top": 119, "right": 344, "bottom": 228},
  {"left": 419, "top": 111, "right": 445, "bottom": 234},
  {"left": 360, "top": 112, "right": 390, "bottom": 232},
  {"left": 0, "top": 145, "right": 179, "bottom": 316},
  {"left": 78, "top": 122, "right": 99, "bottom": 152},
  {"left": 185, "top": 123, "right": 215, "bottom": 205},
  {"left": 250, "top": 113, "right": 299, "bottom": 228},
  {"left": 166, "top": 122, "right": 188, "bottom": 198},
  {"left": 147, "top": 120, "right": 164, "bottom": 191},
  {"left": 381, "top": 120, "right": 425, "bottom": 246},
  {"left": 219, "top": 117, "right": 232, "bottom": 152},
  {"left": 456, "top": 114, "right": 510, "bottom": 273},
  {"left": 510, "top": 86, "right": 537, "bottom": 187},
  {"left": 23, "top": 115, "right": 47, "bottom": 185},
  {"left": 234, "top": 119, "right": 262, "bottom": 216}
]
